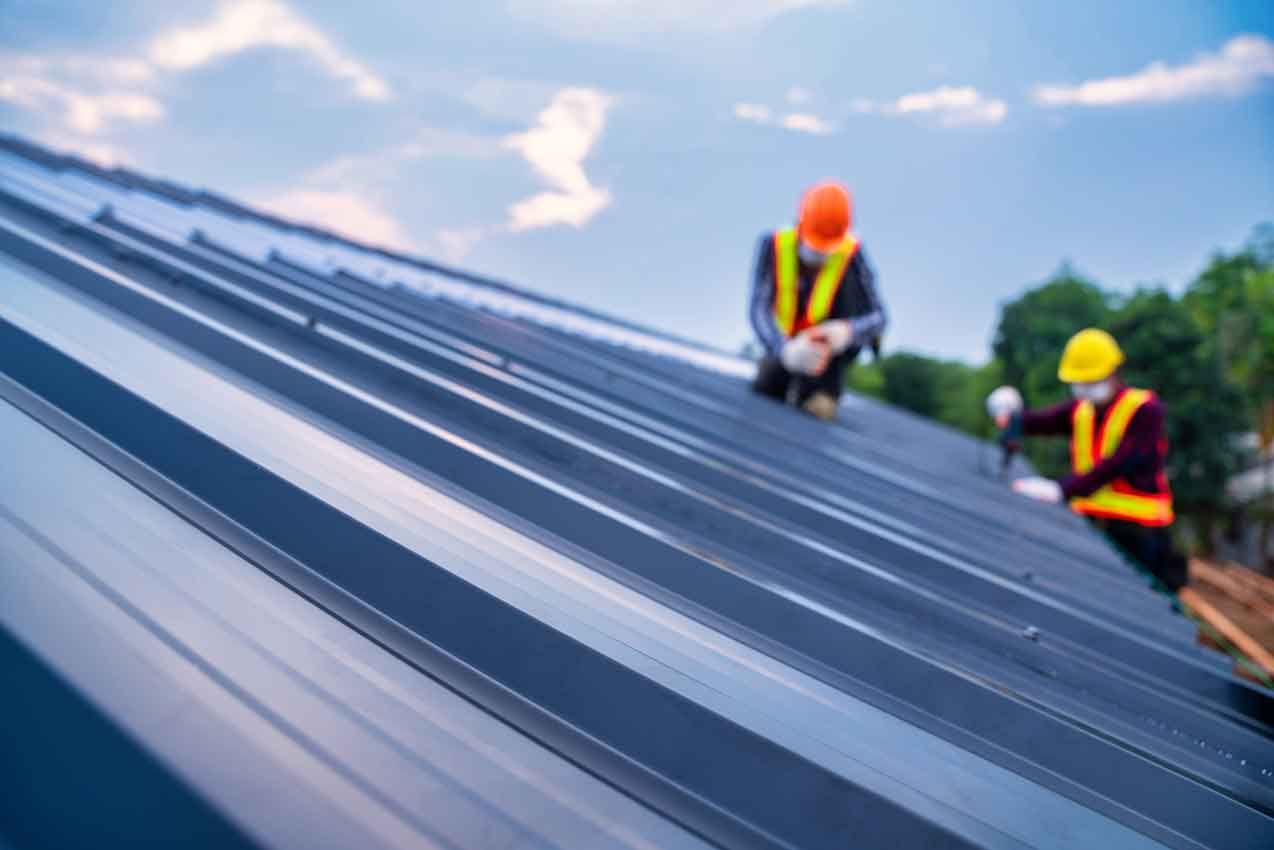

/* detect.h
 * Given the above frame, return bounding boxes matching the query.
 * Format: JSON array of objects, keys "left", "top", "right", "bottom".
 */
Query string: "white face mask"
[
  {"left": 1070, "top": 379, "right": 1115, "bottom": 404},
  {"left": 798, "top": 243, "right": 830, "bottom": 266}
]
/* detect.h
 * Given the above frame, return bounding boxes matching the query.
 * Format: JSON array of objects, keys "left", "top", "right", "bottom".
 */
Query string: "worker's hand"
[
  {"left": 986, "top": 386, "right": 1023, "bottom": 429},
  {"left": 781, "top": 332, "right": 831, "bottom": 376},
  {"left": 1011, "top": 476, "right": 1063, "bottom": 504},
  {"left": 816, "top": 320, "right": 854, "bottom": 354}
]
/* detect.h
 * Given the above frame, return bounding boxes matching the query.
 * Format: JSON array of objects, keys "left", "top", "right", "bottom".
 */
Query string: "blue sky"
[{"left": 2, "top": 1, "right": 1271, "bottom": 362}]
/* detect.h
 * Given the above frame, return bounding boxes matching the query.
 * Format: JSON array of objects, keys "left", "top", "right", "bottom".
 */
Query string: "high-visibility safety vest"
[
  {"left": 1069, "top": 388, "right": 1174, "bottom": 526},
  {"left": 772, "top": 227, "right": 859, "bottom": 337}
]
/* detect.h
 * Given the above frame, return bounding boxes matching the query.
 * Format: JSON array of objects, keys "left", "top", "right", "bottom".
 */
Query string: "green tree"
[
  {"left": 1245, "top": 263, "right": 1274, "bottom": 569},
  {"left": 879, "top": 353, "right": 944, "bottom": 418},
  {"left": 937, "top": 359, "right": 1005, "bottom": 438},
  {"left": 845, "top": 357, "right": 886, "bottom": 400},
  {"left": 1181, "top": 229, "right": 1274, "bottom": 561},
  {"left": 846, "top": 352, "right": 1002, "bottom": 440},
  {"left": 1110, "top": 289, "right": 1246, "bottom": 533},
  {"left": 1182, "top": 230, "right": 1273, "bottom": 418}
]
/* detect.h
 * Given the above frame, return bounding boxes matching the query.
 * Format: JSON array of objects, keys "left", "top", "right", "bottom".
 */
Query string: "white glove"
[
  {"left": 815, "top": 320, "right": 854, "bottom": 354},
  {"left": 781, "top": 333, "right": 830, "bottom": 376},
  {"left": 987, "top": 385, "right": 1023, "bottom": 429},
  {"left": 986, "top": 386, "right": 1023, "bottom": 419},
  {"left": 1012, "top": 476, "right": 1062, "bottom": 504}
]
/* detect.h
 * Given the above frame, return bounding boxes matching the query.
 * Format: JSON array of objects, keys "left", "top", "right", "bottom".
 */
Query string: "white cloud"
[
  {"left": 786, "top": 86, "right": 812, "bottom": 105},
  {"left": 890, "top": 85, "right": 1007, "bottom": 126},
  {"left": 840, "top": 86, "right": 1005, "bottom": 127},
  {"left": 734, "top": 102, "right": 772, "bottom": 123},
  {"left": 0, "top": 1, "right": 387, "bottom": 146},
  {"left": 1034, "top": 34, "right": 1274, "bottom": 107},
  {"left": 65, "top": 90, "right": 163, "bottom": 134},
  {"left": 0, "top": 74, "right": 164, "bottom": 135},
  {"left": 460, "top": 77, "right": 565, "bottom": 123},
  {"left": 69, "top": 142, "right": 132, "bottom": 167},
  {"left": 437, "top": 227, "right": 484, "bottom": 262},
  {"left": 734, "top": 101, "right": 834, "bottom": 134},
  {"left": 38, "top": 135, "right": 134, "bottom": 168},
  {"left": 0, "top": 51, "right": 156, "bottom": 163},
  {"left": 256, "top": 189, "right": 412, "bottom": 250},
  {"left": 508, "top": 0, "right": 849, "bottom": 39},
  {"left": 504, "top": 87, "right": 613, "bottom": 232},
  {"left": 781, "top": 112, "right": 833, "bottom": 134},
  {"left": 277, "top": 127, "right": 500, "bottom": 258},
  {"left": 0, "top": 53, "right": 154, "bottom": 86},
  {"left": 148, "top": 0, "right": 389, "bottom": 101}
]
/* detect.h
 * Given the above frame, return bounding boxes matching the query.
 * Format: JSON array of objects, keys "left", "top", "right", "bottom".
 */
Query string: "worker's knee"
[
  {"left": 751, "top": 356, "right": 789, "bottom": 399},
  {"left": 802, "top": 392, "right": 839, "bottom": 421}
]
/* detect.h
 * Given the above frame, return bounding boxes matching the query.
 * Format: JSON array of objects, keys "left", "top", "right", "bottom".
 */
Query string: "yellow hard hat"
[{"left": 1058, "top": 328, "right": 1124, "bottom": 383}]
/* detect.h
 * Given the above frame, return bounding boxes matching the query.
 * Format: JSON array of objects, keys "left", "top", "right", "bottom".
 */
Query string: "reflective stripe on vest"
[
  {"left": 772, "top": 228, "right": 859, "bottom": 337},
  {"left": 1069, "top": 388, "right": 1174, "bottom": 526}
]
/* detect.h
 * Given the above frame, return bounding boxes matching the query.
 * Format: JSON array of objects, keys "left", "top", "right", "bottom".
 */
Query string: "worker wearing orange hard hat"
[
  {"left": 749, "top": 181, "right": 887, "bottom": 420},
  {"left": 988, "top": 328, "right": 1187, "bottom": 593}
]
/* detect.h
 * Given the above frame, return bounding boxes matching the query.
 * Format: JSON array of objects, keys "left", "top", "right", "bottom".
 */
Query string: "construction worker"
[
  {"left": 749, "top": 181, "right": 886, "bottom": 420},
  {"left": 991, "top": 328, "right": 1188, "bottom": 592}
]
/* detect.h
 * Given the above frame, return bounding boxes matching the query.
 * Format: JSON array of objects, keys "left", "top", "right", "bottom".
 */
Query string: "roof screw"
[{"left": 1022, "top": 626, "right": 1040, "bottom": 641}]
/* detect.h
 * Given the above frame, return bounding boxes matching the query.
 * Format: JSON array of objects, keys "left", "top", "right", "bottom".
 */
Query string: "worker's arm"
[
  {"left": 748, "top": 235, "right": 786, "bottom": 356},
  {"left": 1059, "top": 401, "right": 1164, "bottom": 500},
  {"left": 1018, "top": 400, "right": 1077, "bottom": 437},
  {"left": 845, "top": 248, "right": 887, "bottom": 344}
]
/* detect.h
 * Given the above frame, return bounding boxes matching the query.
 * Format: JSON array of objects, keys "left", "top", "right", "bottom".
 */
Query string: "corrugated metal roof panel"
[
  {"left": 0, "top": 387, "right": 711, "bottom": 850},
  {"left": 0, "top": 135, "right": 1271, "bottom": 850}
]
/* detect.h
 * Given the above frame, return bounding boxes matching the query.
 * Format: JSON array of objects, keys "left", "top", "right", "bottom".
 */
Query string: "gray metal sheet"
[
  {"left": 0, "top": 397, "right": 715, "bottom": 850},
  {"left": 1, "top": 137, "right": 1271, "bottom": 850},
  {"left": 0, "top": 234, "right": 1183, "bottom": 850}
]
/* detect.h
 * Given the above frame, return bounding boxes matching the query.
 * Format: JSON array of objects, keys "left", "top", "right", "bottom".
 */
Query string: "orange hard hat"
[{"left": 797, "top": 181, "right": 852, "bottom": 252}]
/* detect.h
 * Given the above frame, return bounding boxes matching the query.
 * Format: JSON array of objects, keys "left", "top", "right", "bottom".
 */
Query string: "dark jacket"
[
  {"left": 748, "top": 232, "right": 887, "bottom": 356},
  {"left": 1020, "top": 389, "right": 1169, "bottom": 501}
]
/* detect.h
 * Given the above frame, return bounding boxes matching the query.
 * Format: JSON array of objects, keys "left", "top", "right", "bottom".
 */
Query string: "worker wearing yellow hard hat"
[
  {"left": 988, "top": 328, "right": 1187, "bottom": 593},
  {"left": 749, "top": 181, "right": 887, "bottom": 421}
]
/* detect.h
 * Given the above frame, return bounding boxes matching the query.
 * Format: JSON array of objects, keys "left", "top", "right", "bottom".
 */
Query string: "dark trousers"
[
  {"left": 752, "top": 347, "right": 861, "bottom": 406},
  {"left": 1097, "top": 518, "right": 1189, "bottom": 593}
]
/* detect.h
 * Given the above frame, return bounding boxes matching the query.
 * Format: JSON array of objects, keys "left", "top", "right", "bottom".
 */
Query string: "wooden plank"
[
  {"left": 1221, "top": 563, "right": 1274, "bottom": 608},
  {"left": 1179, "top": 587, "right": 1274, "bottom": 679},
  {"left": 1189, "top": 560, "right": 1274, "bottom": 621}
]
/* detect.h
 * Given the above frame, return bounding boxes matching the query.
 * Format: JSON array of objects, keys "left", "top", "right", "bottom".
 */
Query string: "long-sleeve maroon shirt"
[{"left": 1020, "top": 388, "right": 1168, "bottom": 501}]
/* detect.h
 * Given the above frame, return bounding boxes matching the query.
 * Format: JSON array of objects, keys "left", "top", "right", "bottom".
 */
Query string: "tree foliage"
[
  {"left": 1110, "top": 288, "right": 1246, "bottom": 513},
  {"left": 847, "top": 354, "right": 1002, "bottom": 441}
]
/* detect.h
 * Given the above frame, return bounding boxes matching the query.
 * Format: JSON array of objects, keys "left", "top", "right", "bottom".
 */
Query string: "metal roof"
[{"left": 0, "top": 135, "right": 1270, "bottom": 850}]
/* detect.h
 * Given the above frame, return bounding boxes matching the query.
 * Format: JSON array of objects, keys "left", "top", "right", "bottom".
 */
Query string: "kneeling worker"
[
  {"left": 990, "top": 328, "right": 1187, "bottom": 592},
  {"left": 749, "top": 181, "right": 887, "bottom": 420}
]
